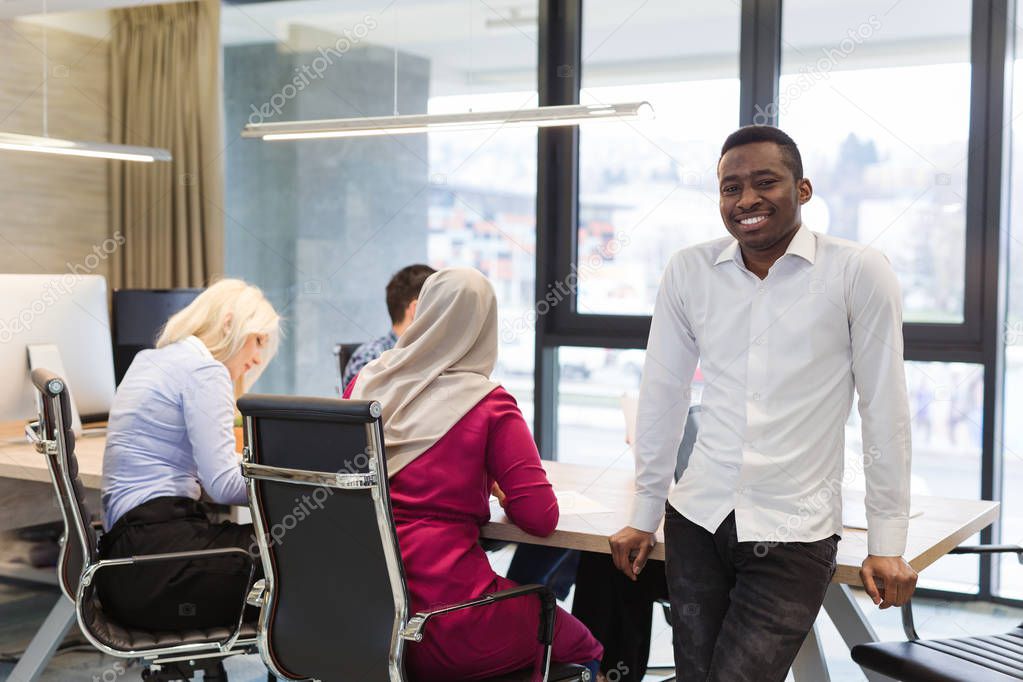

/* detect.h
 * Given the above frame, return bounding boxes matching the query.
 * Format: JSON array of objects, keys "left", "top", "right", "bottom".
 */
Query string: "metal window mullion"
[
  {"left": 740, "top": 0, "right": 782, "bottom": 126},
  {"left": 970, "top": 0, "right": 1014, "bottom": 599},
  {"left": 535, "top": 0, "right": 581, "bottom": 460}
]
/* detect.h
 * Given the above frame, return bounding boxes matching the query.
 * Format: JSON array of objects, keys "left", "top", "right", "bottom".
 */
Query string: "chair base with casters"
[
  {"left": 851, "top": 544, "right": 1023, "bottom": 682},
  {"left": 238, "top": 393, "right": 592, "bottom": 682},
  {"left": 141, "top": 658, "right": 229, "bottom": 681},
  {"left": 26, "top": 368, "right": 260, "bottom": 681}
]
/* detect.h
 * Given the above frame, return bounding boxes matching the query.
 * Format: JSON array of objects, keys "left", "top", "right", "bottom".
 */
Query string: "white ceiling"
[{"left": 2, "top": 0, "right": 973, "bottom": 80}]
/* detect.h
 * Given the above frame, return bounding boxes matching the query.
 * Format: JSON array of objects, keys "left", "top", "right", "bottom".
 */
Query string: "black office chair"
[
  {"left": 26, "top": 368, "right": 258, "bottom": 681},
  {"left": 238, "top": 393, "right": 592, "bottom": 682},
  {"left": 851, "top": 545, "right": 1023, "bottom": 681},
  {"left": 333, "top": 341, "right": 364, "bottom": 395}
]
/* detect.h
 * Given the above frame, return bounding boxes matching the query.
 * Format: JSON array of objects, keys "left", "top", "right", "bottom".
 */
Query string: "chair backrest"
[
  {"left": 30, "top": 368, "right": 99, "bottom": 602},
  {"left": 239, "top": 393, "right": 408, "bottom": 682},
  {"left": 333, "top": 342, "right": 364, "bottom": 393},
  {"left": 675, "top": 404, "right": 702, "bottom": 482}
]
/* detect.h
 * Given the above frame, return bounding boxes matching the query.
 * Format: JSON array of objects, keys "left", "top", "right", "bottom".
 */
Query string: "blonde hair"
[{"left": 157, "top": 279, "right": 281, "bottom": 391}]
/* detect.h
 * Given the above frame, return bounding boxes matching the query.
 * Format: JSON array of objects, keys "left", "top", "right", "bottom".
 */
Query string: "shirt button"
[
  {"left": 755, "top": 337, "right": 766, "bottom": 345},
  {"left": 752, "top": 392, "right": 761, "bottom": 401},
  {"left": 740, "top": 487, "right": 751, "bottom": 495}
]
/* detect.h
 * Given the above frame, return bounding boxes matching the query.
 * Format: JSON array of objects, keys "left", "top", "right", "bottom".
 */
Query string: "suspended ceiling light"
[
  {"left": 0, "top": 0, "right": 172, "bottom": 164},
  {"left": 242, "top": 102, "right": 655, "bottom": 141},
  {"left": 0, "top": 132, "right": 172, "bottom": 163}
]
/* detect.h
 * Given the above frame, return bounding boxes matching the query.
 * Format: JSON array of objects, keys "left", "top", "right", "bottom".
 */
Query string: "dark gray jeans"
[{"left": 664, "top": 505, "right": 838, "bottom": 682}]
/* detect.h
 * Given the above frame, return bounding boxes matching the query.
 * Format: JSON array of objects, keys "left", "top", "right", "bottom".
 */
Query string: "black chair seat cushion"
[
  {"left": 82, "top": 597, "right": 257, "bottom": 651},
  {"left": 851, "top": 627, "right": 1023, "bottom": 682},
  {"left": 483, "top": 662, "right": 590, "bottom": 681}
]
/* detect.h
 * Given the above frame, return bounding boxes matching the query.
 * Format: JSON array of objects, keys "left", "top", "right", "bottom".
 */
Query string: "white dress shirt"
[{"left": 631, "top": 225, "right": 912, "bottom": 557}]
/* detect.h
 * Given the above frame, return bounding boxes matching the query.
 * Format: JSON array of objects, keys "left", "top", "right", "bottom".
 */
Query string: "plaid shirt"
[{"left": 342, "top": 329, "right": 398, "bottom": 390}]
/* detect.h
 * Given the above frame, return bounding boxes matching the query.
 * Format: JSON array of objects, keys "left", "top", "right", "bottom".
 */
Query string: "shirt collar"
[
  {"left": 713, "top": 224, "right": 817, "bottom": 267},
  {"left": 386, "top": 329, "right": 398, "bottom": 344},
  {"left": 183, "top": 335, "right": 215, "bottom": 360}
]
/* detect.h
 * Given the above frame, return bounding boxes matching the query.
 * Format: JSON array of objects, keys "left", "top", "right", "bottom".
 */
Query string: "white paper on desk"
[{"left": 554, "top": 490, "right": 611, "bottom": 515}]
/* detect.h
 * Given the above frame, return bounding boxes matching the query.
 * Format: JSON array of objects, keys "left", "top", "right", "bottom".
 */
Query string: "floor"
[{"left": 1, "top": 539, "right": 1021, "bottom": 681}]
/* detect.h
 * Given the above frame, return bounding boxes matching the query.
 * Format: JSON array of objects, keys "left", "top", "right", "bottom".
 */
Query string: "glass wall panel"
[{"left": 222, "top": 1, "right": 537, "bottom": 420}]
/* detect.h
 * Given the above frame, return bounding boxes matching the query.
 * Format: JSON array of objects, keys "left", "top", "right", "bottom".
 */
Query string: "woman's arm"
[
  {"left": 485, "top": 391, "right": 558, "bottom": 537},
  {"left": 182, "top": 363, "right": 248, "bottom": 505}
]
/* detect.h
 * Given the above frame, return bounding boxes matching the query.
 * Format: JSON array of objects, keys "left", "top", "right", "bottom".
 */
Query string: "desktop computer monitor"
[
  {"left": 112, "top": 288, "right": 202, "bottom": 385},
  {"left": 0, "top": 274, "right": 117, "bottom": 423}
]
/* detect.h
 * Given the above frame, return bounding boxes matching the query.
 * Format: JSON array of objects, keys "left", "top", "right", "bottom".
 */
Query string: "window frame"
[{"left": 532, "top": 0, "right": 1014, "bottom": 602}]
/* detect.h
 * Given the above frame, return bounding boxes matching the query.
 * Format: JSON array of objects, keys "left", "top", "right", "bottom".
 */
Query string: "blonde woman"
[{"left": 98, "top": 278, "right": 280, "bottom": 630}]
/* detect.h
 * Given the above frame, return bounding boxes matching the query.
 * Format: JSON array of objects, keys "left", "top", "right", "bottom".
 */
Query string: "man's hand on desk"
[
  {"left": 609, "top": 526, "right": 656, "bottom": 582},
  {"left": 860, "top": 555, "right": 918, "bottom": 609}
]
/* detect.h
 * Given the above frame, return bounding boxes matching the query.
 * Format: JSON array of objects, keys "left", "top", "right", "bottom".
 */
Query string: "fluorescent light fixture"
[
  {"left": 0, "top": 132, "right": 172, "bottom": 163},
  {"left": 243, "top": 101, "right": 654, "bottom": 141},
  {"left": 0, "top": 0, "right": 171, "bottom": 164}
]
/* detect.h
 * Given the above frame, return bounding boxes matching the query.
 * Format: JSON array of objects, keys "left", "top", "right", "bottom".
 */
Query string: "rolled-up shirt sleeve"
[
  {"left": 182, "top": 364, "right": 248, "bottom": 506},
  {"left": 848, "top": 247, "right": 912, "bottom": 557},
  {"left": 630, "top": 256, "right": 700, "bottom": 533}
]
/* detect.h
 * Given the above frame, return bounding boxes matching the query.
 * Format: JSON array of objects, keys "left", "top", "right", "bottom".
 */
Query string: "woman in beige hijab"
[{"left": 346, "top": 267, "right": 603, "bottom": 681}]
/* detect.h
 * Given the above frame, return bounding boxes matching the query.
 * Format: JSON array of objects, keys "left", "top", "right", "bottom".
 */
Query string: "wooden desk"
[
  {"left": 482, "top": 460, "right": 1000, "bottom": 587},
  {"left": 0, "top": 423, "right": 998, "bottom": 571},
  {"left": 0, "top": 423, "right": 999, "bottom": 585},
  {"left": 0, "top": 422, "right": 246, "bottom": 532},
  {"left": 482, "top": 460, "right": 998, "bottom": 682},
  {"left": 0, "top": 421, "right": 104, "bottom": 532},
  {"left": 0, "top": 424, "right": 1000, "bottom": 682}
]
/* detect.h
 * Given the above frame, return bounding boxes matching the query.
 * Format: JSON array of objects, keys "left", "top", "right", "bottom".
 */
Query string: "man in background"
[{"left": 342, "top": 264, "right": 435, "bottom": 389}]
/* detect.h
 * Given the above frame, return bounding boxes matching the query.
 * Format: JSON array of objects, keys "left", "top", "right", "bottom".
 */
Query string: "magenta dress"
[{"left": 345, "top": 382, "right": 603, "bottom": 680}]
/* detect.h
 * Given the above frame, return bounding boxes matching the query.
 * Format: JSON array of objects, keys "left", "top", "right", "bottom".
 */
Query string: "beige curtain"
[{"left": 109, "top": 0, "right": 224, "bottom": 288}]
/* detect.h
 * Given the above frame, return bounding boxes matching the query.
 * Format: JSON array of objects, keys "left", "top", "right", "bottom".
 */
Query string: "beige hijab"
[{"left": 350, "top": 267, "right": 500, "bottom": 476}]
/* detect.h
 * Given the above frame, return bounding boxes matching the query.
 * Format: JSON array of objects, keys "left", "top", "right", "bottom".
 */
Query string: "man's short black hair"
[
  {"left": 386, "top": 264, "right": 436, "bottom": 324},
  {"left": 720, "top": 125, "right": 803, "bottom": 181}
]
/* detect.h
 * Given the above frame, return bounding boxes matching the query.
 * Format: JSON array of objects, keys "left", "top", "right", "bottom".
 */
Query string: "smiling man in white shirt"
[{"left": 609, "top": 125, "right": 917, "bottom": 682}]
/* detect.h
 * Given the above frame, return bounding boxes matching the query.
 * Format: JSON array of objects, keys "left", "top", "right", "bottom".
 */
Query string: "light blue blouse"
[{"left": 101, "top": 336, "right": 247, "bottom": 530}]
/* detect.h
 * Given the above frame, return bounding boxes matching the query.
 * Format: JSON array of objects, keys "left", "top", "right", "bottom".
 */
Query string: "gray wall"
[{"left": 224, "top": 31, "right": 430, "bottom": 396}]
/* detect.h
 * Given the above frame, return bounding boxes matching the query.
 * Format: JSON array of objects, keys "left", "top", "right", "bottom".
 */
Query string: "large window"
[
  {"left": 779, "top": 0, "right": 972, "bottom": 324},
  {"left": 850, "top": 362, "right": 984, "bottom": 592},
  {"left": 222, "top": 1, "right": 537, "bottom": 418},
  {"left": 220, "top": 0, "right": 1017, "bottom": 605},
  {"left": 999, "top": 10, "right": 1023, "bottom": 600},
  {"left": 556, "top": 347, "right": 643, "bottom": 468},
  {"left": 575, "top": 0, "right": 741, "bottom": 316}
]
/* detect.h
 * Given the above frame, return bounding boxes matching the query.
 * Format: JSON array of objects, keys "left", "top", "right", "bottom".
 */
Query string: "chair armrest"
[
  {"left": 25, "top": 421, "right": 49, "bottom": 454},
  {"left": 899, "top": 543, "right": 1023, "bottom": 640},
  {"left": 949, "top": 544, "right": 1023, "bottom": 562},
  {"left": 400, "top": 583, "right": 556, "bottom": 646},
  {"left": 247, "top": 578, "right": 267, "bottom": 608},
  {"left": 79, "top": 547, "right": 256, "bottom": 652},
  {"left": 81, "top": 547, "right": 253, "bottom": 583}
]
